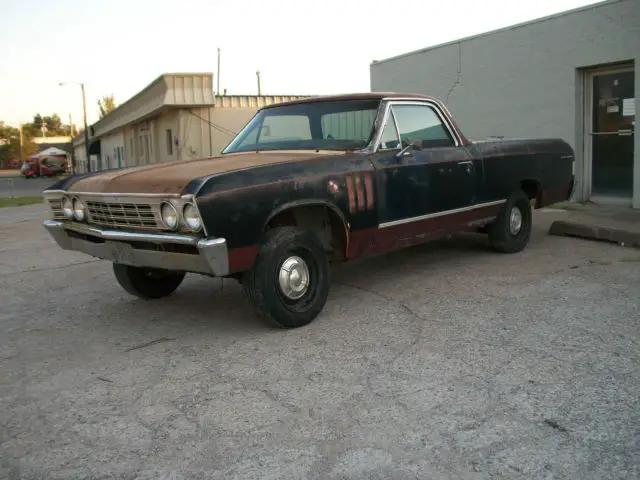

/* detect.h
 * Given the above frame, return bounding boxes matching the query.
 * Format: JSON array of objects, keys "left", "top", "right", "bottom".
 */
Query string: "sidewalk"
[{"left": 547, "top": 202, "right": 640, "bottom": 249}]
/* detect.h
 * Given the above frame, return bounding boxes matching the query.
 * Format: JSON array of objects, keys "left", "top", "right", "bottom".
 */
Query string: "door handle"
[
  {"left": 618, "top": 129, "right": 633, "bottom": 136},
  {"left": 458, "top": 160, "right": 473, "bottom": 174}
]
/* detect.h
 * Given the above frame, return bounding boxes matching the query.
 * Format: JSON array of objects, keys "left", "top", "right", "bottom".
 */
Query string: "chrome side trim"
[{"left": 378, "top": 200, "right": 506, "bottom": 229}]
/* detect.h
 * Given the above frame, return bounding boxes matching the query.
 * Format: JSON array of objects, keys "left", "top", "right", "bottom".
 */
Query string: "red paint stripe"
[
  {"left": 228, "top": 245, "right": 259, "bottom": 273},
  {"left": 355, "top": 175, "right": 365, "bottom": 211},
  {"left": 347, "top": 203, "right": 504, "bottom": 260},
  {"left": 346, "top": 175, "right": 356, "bottom": 213},
  {"left": 364, "top": 174, "right": 374, "bottom": 210},
  {"left": 540, "top": 186, "right": 571, "bottom": 207}
]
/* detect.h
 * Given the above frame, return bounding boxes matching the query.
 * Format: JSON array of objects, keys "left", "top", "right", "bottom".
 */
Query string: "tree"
[
  {"left": 0, "top": 122, "right": 38, "bottom": 168},
  {"left": 21, "top": 113, "right": 71, "bottom": 138},
  {"left": 98, "top": 95, "right": 116, "bottom": 119}
]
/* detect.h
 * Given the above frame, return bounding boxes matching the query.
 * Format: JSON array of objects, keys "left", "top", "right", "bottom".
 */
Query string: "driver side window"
[{"left": 392, "top": 104, "right": 454, "bottom": 148}]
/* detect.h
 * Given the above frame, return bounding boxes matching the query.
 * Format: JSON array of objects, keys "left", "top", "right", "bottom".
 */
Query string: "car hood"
[{"left": 67, "top": 151, "right": 337, "bottom": 195}]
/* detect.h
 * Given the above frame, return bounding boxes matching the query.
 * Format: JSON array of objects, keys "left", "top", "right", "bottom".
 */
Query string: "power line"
[{"left": 187, "top": 110, "right": 237, "bottom": 137}]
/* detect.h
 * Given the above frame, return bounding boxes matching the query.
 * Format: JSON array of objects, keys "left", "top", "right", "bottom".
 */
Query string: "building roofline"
[
  {"left": 90, "top": 72, "right": 215, "bottom": 131},
  {"left": 370, "top": 0, "right": 624, "bottom": 66}
]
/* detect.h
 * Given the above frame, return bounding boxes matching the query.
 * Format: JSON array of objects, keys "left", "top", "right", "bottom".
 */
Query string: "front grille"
[
  {"left": 86, "top": 201, "right": 161, "bottom": 230},
  {"left": 48, "top": 199, "right": 65, "bottom": 220}
]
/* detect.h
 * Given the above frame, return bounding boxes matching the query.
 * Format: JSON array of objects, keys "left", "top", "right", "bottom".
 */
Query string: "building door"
[{"left": 588, "top": 66, "right": 635, "bottom": 199}]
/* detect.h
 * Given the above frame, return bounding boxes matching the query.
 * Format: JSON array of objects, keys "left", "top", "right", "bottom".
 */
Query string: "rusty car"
[{"left": 42, "top": 93, "right": 575, "bottom": 328}]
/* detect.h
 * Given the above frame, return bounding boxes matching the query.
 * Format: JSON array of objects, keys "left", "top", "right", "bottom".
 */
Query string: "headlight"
[
  {"left": 72, "top": 198, "right": 86, "bottom": 221},
  {"left": 62, "top": 196, "right": 74, "bottom": 219},
  {"left": 183, "top": 203, "right": 202, "bottom": 231},
  {"left": 161, "top": 202, "right": 178, "bottom": 230}
]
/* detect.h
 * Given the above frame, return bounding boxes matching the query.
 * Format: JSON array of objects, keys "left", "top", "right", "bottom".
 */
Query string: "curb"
[{"left": 549, "top": 220, "right": 640, "bottom": 249}]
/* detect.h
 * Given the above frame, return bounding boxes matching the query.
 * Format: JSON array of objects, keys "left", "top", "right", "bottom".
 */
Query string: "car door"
[{"left": 370, "top": 101, "right": 476, "bottom": 226}]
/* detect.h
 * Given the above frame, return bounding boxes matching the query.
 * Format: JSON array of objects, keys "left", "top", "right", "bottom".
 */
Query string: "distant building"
[
  {"left": 73, "top": 73, "right": 311, "bottom": 173},
  {"left": 33, "top": 136, "right": 73, "bottom": 155},
  {"left": 370, "top": 0, "right": 639, "bottom": 208}
]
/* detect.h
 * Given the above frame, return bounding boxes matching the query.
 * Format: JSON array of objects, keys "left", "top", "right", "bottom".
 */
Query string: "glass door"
[{"left": 590, "top": 68, "right": 635, "bottom": 198}]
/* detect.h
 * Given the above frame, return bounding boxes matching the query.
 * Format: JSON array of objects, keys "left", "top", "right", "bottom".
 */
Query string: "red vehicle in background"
[{"left": 21, "top": 150, "right": 69, "bottom": 178}]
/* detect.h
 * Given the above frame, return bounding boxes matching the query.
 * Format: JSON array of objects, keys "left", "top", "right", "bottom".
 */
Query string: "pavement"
[
  {"left": 547, "top": 202, "right": 640, "bottom": 250},
  {"left": 0, "top": 176, "right": 58, "bottom": 198},
  {"left": 1, "top": 205, "right": 639, "bottom": 480}
]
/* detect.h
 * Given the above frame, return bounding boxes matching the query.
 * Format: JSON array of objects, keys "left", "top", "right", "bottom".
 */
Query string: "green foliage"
[
  {"left": 0, "top": 122, "right": 38, "bottom": 167},
  {"left": 0, "top": 196, "right": 44, "bottom": 208},
  {"left": 23, "top": 113, "right": 70, "bottom": 137},
  {"left": 98, "top": 95, "right": 117, "bottom": 119}
]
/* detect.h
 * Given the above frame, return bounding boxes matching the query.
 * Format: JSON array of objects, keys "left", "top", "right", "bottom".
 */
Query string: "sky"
[{"left": 0, "top": 0, "right": 602, "bottom": 127}]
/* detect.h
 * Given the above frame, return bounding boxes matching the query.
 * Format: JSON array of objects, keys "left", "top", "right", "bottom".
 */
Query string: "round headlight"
[
  {"left": 161, "top": 202, "right": 178, "bottom": 230},
  {"left": 183, "top": 203, "right": 202, "bottom": 231},
  {"left": 72, "top": 198, "right": 85, "bottom": 221},
  {"left": 62, "top": 196, "right": 74, "bottom": 219}
]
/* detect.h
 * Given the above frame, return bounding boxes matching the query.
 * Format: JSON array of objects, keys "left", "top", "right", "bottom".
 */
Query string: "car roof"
[{"left": 260, "top": 92, "right": 439, "bottom": 109}]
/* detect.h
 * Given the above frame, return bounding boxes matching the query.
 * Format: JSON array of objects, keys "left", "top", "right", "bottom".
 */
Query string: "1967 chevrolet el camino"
[{"left": 43, "top": 93, "right": 574, "bottom": 328}]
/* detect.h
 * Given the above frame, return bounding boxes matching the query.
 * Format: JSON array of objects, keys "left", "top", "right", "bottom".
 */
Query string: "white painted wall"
[{"left": 100, "top": 131, "right": 126, "bottom": 170}]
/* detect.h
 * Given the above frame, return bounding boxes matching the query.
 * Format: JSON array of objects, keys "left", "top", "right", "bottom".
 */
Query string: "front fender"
[{"left": 263, "top": 198, "right": 349, "bottom": 231}]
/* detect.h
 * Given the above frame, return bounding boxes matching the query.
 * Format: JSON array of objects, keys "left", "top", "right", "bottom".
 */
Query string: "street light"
[{"left": 59, "top": 81, "right": 90, "bottom": 173}]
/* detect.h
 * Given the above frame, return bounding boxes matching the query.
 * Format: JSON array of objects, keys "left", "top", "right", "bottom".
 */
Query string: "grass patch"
[
  {"left": 0, "top": 196, "right": 44, "bottom": 208},
  {"left": 620, "top": 256, "right": 640, "bottom": 263}
]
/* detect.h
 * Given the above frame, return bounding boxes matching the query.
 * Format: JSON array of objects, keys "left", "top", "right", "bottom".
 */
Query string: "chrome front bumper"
[{"left": 43, "top": 220, "right": 229, "bottom": 276}]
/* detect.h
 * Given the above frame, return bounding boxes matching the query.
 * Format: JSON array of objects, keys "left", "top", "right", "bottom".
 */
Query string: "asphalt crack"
[{"left": 0, "top": 259, "right": 101, "bottom": 277}]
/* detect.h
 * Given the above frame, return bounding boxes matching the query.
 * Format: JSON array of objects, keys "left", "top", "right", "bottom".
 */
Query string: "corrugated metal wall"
[
  {"left": 321, "top": 109, "right": 377, "bottom": 140},
  {"left": 214, "top": 95, "right": 311, "bottom": 109}
]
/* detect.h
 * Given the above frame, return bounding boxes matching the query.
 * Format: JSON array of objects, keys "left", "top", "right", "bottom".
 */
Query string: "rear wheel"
[
  {"left": 113, "top": 264, "right": 186, "bottom": 299},
  {"left": 242, "top": 226, "right": 331, "bottom": 329},
  {"left": 488, "top": 189, "right": 532, "bottom": 253}
]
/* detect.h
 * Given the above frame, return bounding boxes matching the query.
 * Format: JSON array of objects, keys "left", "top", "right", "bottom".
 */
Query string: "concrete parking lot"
[{"left": 1, "top": 204, "right": 638, "bottom": 479}]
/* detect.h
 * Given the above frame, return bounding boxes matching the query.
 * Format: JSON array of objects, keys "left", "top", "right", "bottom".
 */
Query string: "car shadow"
[{"left": 90, "top": 227, "right": 546, "bottom": 335}]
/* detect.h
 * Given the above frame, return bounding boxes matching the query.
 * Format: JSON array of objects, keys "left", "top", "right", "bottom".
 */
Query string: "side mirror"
[{"left": 395, "top": 138, "right": 421, "bottom": 158}]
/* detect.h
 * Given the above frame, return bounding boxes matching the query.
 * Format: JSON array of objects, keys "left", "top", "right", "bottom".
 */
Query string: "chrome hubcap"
[
  {"left": 509, "top": 206, "right": 523, "bottom": 235},
  {"left": 278, "top": 256, "right": 310, "bottom": 300}
]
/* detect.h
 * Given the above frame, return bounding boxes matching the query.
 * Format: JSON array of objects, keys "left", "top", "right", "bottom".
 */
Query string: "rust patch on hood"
[{"left": 67, "top": 151, "right": 336, "bottom": 194}]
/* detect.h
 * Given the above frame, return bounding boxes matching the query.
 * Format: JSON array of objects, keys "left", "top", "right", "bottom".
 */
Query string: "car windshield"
[{"left": 223, "top": 99, "right": 381, "bottom": 154}]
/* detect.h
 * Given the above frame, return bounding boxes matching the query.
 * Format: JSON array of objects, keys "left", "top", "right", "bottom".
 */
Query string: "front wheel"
[
  {"left": 242, "top": 227, "right": 331, "bottom": 329},
  {"left": 113, "top": 264, "right": 186, "bottom": 299},
  {"left": 488, "top": 189, "right": 533, "bottom": 253}
]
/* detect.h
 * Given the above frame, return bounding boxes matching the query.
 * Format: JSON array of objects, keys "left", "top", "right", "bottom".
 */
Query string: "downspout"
[
  {"left": 207, "top": 106, "right": 213, "bottom": 157},
  {"left": 177, "top": 111, "right": 182, "bottom": 161}
]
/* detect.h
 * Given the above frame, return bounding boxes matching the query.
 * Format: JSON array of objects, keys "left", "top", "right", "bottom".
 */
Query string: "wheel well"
[
  {"left": 265, "top": 205, "right": 348, "bottom": 263},
  {"left": 519, "top": 179, "right": 541, "bottom": 208}
]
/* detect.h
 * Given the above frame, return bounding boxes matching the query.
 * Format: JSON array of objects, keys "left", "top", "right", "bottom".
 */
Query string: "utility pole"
[
  {"left": 18, "top": 124, "right": 24, "bottom": 164},
  {"left": 81, "top": 83, "right": 91, "bottom": 173},
  {"left": 217, "top": 48, "right": 221, "bottom": 96},
  {"left": 69, "top": 113, "right": 74, "bottom": 137},
  {"left": 59, "top": 81, "right": 90, "bottom": 173},
  {"left": 256, "top": 71, "right": 261, "bottom": 96}
]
